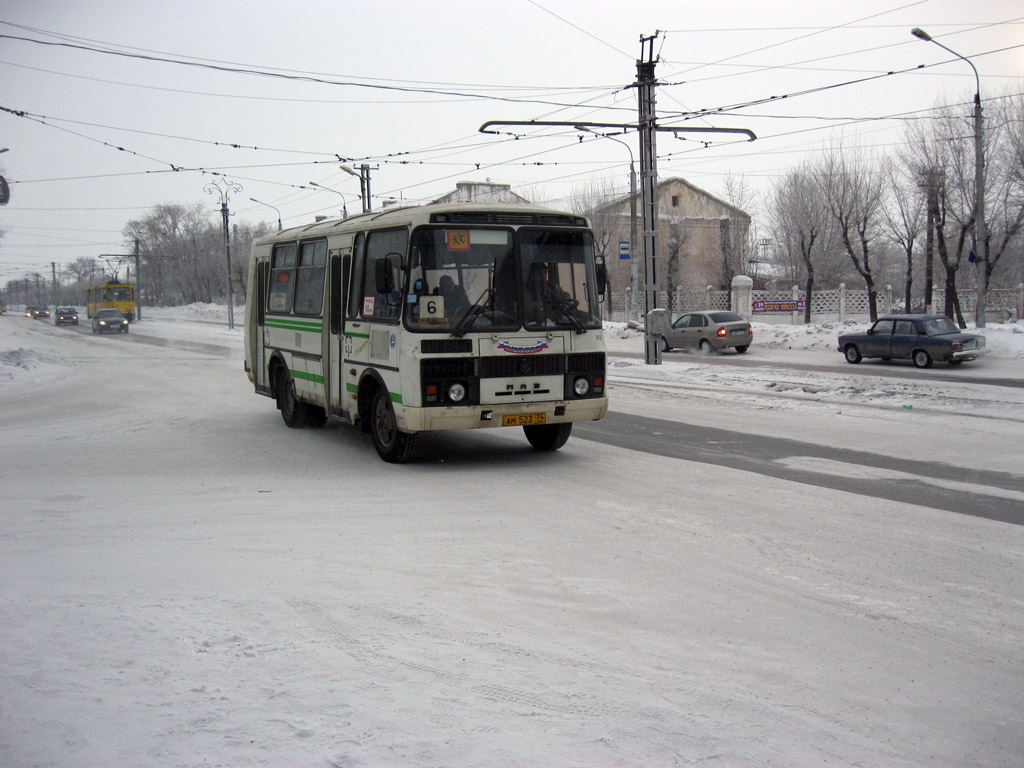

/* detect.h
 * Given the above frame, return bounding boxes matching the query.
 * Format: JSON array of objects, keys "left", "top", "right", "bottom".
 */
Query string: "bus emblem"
[{"left": 497, "top": 340, "right": 548, "bottom": 355}]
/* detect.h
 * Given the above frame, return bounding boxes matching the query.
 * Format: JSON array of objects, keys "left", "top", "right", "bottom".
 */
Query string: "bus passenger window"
[
  {"left": 293, "top": 240, "right": 327, "bottom": 316},
  {"left": 268, "top": 243, "right": 297, "bottom": 314}
]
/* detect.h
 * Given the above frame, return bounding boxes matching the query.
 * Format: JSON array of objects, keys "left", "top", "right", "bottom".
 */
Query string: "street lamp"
[
  {"left": 340, "top": 165, "right": 371, "bottom": 213},
  {"left": 204, "top": 177, "right": 242, "bottom": 330},
  {"left": 250, "top": 197, "right": 282, "bottom": 231},
  {"left": 308, "top": 181, "right": 351, "bottom": 218},
  {"left": 912, "top": 27, "right": 987, "bottom": 327}
]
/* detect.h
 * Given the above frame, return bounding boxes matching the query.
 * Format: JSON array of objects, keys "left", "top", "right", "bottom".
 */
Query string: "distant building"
[
  {"left": 596, "top": 177, "right": 751, "bottom": 293},
  {"left": 432, "top": 180, "right": 531, "bottom": 205}
]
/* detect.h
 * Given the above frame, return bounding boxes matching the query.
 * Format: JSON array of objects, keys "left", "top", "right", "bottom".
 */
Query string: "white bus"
[{"left": 243, "top": 202, "right": 609, "bottom": 462}]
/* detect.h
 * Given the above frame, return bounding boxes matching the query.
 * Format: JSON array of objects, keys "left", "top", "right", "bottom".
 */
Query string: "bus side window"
[
  {"left": 347, "top": 233, "right": 365, "bottom": 320},
  {"left": 268, "top": 243, "right": 297, "bottom": 314},
  {"left": 330, "top": 254, "right": 349, "bottom": 335},
  {"left": 360, "top": 229, "right": 407, "bottom": 322},
  {"left": 293, "top": 240, "right": 327, "bottom": 316}
]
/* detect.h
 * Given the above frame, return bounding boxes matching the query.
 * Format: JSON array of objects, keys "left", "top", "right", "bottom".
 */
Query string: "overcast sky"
[{"left": 1, "top": 0, "right": 1021, "bottom": 282}]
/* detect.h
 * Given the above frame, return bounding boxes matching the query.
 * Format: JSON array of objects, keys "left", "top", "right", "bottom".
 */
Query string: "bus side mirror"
[
  {"left": 595, "top": 259, "right": 607, "bottom": 298},
  {"left": 375, "top": 258, "right": 394, "bottom": 295}
]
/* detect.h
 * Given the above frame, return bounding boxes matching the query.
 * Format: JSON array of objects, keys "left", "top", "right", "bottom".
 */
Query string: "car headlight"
[
  {"left": 447, "top": 382, "right": 467, "bottom": 403},
  {"left": 573, "top": 376, "right": 591, "bottom": 397}
]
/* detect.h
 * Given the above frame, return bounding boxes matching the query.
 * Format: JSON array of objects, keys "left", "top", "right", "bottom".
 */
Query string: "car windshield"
[
  {"left": 922, "top": 317, "right": 960, "bottom": 335},
  {"left": 96, "top": 310, "right": 123, "bottom": 319}
]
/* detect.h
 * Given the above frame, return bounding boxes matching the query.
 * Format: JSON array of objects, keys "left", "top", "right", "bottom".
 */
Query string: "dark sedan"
[
  {"left": 91, "top": 308, "right": 129, "bottom": 334},
  {"left": 54, "top": 306, "right": 79, "bottom": 325},
  {"left": 838, "top": 314, "right": 986, "bottom": 368}
]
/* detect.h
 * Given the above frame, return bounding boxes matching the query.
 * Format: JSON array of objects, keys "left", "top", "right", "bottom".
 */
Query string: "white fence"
[{"left": 608, "top": 282, "right": 1024, "bottom": 324}]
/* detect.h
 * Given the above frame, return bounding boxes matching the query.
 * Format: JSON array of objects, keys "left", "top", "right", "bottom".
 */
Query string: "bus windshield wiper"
[
  {"left": 551, "top": 296, "right": 587, "bottom": 334},
  {"left": 451, "top": 288, "right": 494, "bottom": 338}
]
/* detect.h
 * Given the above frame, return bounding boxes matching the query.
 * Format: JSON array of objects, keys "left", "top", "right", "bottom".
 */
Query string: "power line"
[{"left": 0, "top": 32, "right": 637, "bottom": 112}]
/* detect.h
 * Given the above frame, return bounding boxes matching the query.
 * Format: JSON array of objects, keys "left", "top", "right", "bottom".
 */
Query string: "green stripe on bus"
[
  {"left": 345, "top": 331, "right": 370, "bottom": 339},
  {"left": 291, "top": 370, "right": 324, "bottom": 384},
  {"left": 345, "top": 381, "right": 401, "bottom": 404},
  {"left": 265, "top": 318, "right": 322, "bottom": 332}
]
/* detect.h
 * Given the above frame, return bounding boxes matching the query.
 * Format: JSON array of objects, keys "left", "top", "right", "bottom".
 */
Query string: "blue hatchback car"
[{"left": 838, "top": 314, "right": 986, "bottom": 368}]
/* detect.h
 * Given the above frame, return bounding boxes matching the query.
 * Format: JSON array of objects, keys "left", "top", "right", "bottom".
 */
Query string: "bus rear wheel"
[
  {"left": 275, "top": 368, "right": 309, "bottom": 428},
  {"left": 371, "top": 390, "right": 416, "bottom": 463},
  {"left": 524, "top": 422, "right": 572, "bottom": 451}
]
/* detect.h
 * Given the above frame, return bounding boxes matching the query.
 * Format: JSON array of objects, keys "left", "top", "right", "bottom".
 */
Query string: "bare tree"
[
  {"left": 63, "top": 256, "right": 100, "bottom": 284},
  {"left": 769, "top": 164, "right": 832, "bottom": 322},
  {"left": 817, "top": 145, "right": 887, "bottom": 321},
  {"left": 984, "top": 93, "right": 1024, "bottom": 291},
  {"left": 881, "top": 157, "right": 926, "bottom": 311}
]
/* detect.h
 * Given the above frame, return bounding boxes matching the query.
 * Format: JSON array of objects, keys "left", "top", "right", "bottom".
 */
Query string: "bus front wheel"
[
  {"left": 275, "top": 368, "right": 309, "bottom": 428},
  {"left": 524, "top": 422, "right": 572, "bottom": 451},
  {"left": 371, "top": 390, "right": 417, "bottom": 463}
]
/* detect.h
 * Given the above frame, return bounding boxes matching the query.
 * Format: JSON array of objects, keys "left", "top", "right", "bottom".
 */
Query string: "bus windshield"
[{"left": 405, "top": 226, "right": 601, "bottom": 333}]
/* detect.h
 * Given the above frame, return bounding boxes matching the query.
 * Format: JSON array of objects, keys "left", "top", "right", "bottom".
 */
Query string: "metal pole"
[
  {"left": 205, "top": 178, "right": 242, "bottom": 329},
  {"left": 974, "top": 93, "right": 987, "bottom": 327},
  {"left": 638, "top": 34, "right": 661, "bottom": 365},
  {"left": 629, "top": 161, "right": 639, "bottom": 322},
  {"left": 250, "top": 197, "right": 282, "bottom": 231},
  {"left": 134, "top": 237, "right": 142, "bottom": 321},
  {"left": 912, "top": 28, "right": 986, "bottom": 327}
]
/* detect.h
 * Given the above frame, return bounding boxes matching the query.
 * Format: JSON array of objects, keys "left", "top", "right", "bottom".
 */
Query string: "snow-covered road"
[{"left": 2, "top": 309, "right": 1023, "bottom": 767}]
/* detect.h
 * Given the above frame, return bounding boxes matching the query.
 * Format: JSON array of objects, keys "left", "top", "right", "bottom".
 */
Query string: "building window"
[{"left": 671, "top": 195, "right": 680, "bottom": 207}]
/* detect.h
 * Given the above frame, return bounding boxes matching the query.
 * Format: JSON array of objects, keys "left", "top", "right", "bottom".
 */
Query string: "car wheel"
[
  {"left": 844, "top": 344, "right": 862, "bottom": 364},
  {"left": 912, "top": 349, "right": 933, "bottom": 369},
  {"left": 735, "top": 345, "right": 749, "bottom": 354},
  {"left": 275, "top": 367, "right": 309, "bottom": 428},
  {"left": 661, "top": 336, "right": 672, "bottom": 352},
  {"left": 699, "top": 338, "right": 713, "bottom": 354},
  {"left": 524, "top": 422, "right": 573, "bottom": 451},
  {"left": 371, "top": 389, "right": 416, "bottom": 463}
]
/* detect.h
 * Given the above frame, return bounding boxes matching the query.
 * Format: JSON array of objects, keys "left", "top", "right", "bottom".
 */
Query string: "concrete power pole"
[
  {"left": 637, "top": 34, "right": 661, "bottom": 365},
  {"left": 134, "top": 238, "right": 142, "bottom": 321}
]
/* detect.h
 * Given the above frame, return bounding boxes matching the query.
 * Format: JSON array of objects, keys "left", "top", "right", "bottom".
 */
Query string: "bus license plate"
[{"left": 502, "top": 413, "right": 547, "bottom": 427}]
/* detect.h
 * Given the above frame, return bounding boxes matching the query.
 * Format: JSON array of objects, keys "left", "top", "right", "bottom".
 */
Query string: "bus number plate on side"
[{"left": 502, "top": 413, "right": 547, "bottom": 427}]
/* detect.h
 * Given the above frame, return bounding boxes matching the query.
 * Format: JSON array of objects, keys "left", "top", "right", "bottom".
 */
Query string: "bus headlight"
[
  {"left": 573, "top": 376, "right": 591, "bottom": 397},
  {"left": 447, "top": 382, "right": 467, "bottom": 403}
]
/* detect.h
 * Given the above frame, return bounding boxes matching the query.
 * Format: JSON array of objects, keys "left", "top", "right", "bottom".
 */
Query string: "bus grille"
[
  {"left": 567, "top": 352, "right": 605, "bottom": 374},
  {"left": 422, "top": 339, "right": 473, "bottom": 354},
  {"left": 422, "top": 358, "right": 477, "bottom": 378},
  {"left": 480, "top": 354, "right": 565, "bottom": 378}
]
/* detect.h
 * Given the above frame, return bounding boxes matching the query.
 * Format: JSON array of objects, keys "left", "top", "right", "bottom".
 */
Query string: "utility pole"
[
  {"left": 478, "top": 33, "right": 755, "bottom": 366},
  {"left": 205, "top": 178, "right": 242, "bottom": 329},
  {"left": 134, "top": 238, "right": 142, "bottom": 321},
  {"left": 637, "top": 33, "right": 660, "bottom": 365},
  {"left": 51, "top": 262, "right": 58, "bottom": 307},
  {"left": 912, "top": 27, "right": 986, "bottom": 326},
  {"left": 341, "top": 164, "right": 375, "bottom": 213}
]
